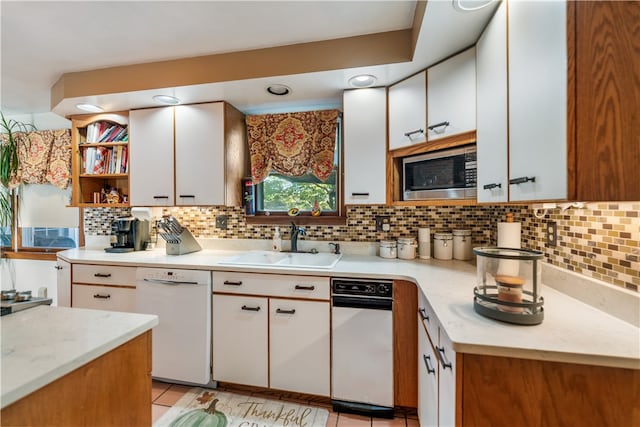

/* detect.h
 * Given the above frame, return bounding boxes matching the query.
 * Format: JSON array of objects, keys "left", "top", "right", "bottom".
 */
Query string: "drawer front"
[
  {"left": 72, "top": 284, "right": 136, "bottom": 312},
  {"left": 417, "top": 289, "right": 438, "bottom": 344},
  {"left": 73, "top": 264, "right": 137, "bottom": 286},
  {"left": 212, "top": 272, "right": 329, "bottom": 300}
]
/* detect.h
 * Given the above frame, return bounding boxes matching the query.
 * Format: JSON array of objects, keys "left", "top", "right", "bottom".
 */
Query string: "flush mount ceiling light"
[
  {"left": 76, "top": 103, "right": 104, "bottom": 113},
  {"left": 348, "top": 74, "right": 377, "bottom": 88},
  {"left": 266, "top": 84, "right": 291, "bottom": 96},
  {"left": 453, "top": 0, "right": 494, "bottom": 12},
  {"left": 153, "top": 94, "right": 181, "bottom": 105}
]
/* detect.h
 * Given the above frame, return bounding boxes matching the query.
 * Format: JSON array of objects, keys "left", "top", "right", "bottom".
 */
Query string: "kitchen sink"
[{"left": 219, "top": 251, "right": 341, "bottom": 269}]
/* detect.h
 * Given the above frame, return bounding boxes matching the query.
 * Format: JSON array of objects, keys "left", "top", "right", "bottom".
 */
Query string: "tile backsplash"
[{"left": 84, "top": 202, "right": 639, "bottom": 292}]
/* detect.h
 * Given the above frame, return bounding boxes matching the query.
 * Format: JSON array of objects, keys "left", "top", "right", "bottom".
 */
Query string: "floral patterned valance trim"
[
  {"left": 2, "top": 129, "right": 72, "bottom": 189},
  {"left": 246, "top": 109, "right": 339, "bottom": 184}
]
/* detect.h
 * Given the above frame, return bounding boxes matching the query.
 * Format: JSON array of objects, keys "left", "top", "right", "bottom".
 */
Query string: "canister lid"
[
  {"left": 453, "top": 229, "right": 471, "bottom": 236},
  {"left": 380, "top": 240, "right": 397, "bottom": 247},
  {"left": 397, "top": 237, "right": 416, "bottom": 244},
  {"left": 433, "top": 233, "right": 453, "bottom": 240}
]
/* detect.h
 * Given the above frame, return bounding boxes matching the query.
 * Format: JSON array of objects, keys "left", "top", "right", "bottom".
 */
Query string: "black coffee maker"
[{"left": 105, "top": 217, "right": 150, "bottom": 253}]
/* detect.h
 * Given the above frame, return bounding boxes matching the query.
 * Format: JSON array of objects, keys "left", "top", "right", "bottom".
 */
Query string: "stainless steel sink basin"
[{"left": 219, "top": 251, "right": 342, "bottom": 269}]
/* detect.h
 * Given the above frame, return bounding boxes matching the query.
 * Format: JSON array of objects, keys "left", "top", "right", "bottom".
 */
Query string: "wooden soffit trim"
[{"left": 50, "top": 29, "right": 413, "bottom": 109}]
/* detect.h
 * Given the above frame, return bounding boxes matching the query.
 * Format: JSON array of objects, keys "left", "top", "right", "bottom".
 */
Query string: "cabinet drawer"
[
  {"left": 417, "top": 289, "right": 438, "bottom": 344},
  {"left": 72, "top": 284, "right": 135, "bottom": 312},
  {"left": 212, "top": 272, "right": 329, "bottom": 300},
  {"left": 73, "top": 264, "right": 137, "bottom": 286}
]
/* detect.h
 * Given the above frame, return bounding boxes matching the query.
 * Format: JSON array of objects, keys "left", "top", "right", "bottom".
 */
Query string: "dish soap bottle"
[{"left": 272, "top": 227, "right": 282, "bottom": 252}]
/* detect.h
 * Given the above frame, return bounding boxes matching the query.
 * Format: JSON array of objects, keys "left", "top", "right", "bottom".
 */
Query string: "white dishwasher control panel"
[{"left": 136, "top": 268, "right": 210, "bottom": 284}]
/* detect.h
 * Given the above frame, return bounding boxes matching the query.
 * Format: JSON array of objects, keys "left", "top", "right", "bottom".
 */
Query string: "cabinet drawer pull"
[
  {"left": 94, "top": 273, "right": 112, "bottom": 278},
  {"left": 509, "top": 176, "right": 536, "bottom": 185},
  {"left": 223, "top": 280, "right": 243, "bottom": 286},
  {"left": 427, "top": 121, "right": 450, "bottom": 134},
  {"left": 437, "top": 346, "right": 453, "bottom": 370},
  {"left": 404, "top": 128, "right": 424, "bottom": 138},
  {"left": 418, "top": 307, "right": 429, "bottom": 322},
  {"left": 351, "top": 192, "right": 370, "bottom": 197},
  {"left": 241, "top": 305, "right": 260, "bottom": 312},
  {"left": 93, "top": 294, "right": 111, "bottom": 299},
  {"left": 483, "top": 183, "right": 502, "bottom": 190},
  {"left": 423, "top": 354, "right": 436, "bottom": 375},
  {"left": 294, "top": 285, "right": 315, "bottom": 291},
  {"left": 54, "top": 265, "right": 63, "bottom": 270},
  {"left": 276, "top": 308, "right": 296, "bottom": 315},
  {"left": 179, "top": 195, "right": 195, "bottom": 198},
  {"left": 153, "top": 196, "right": 169, "bottom": 199}
]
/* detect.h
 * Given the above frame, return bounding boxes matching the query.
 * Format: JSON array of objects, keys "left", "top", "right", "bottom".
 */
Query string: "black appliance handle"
[{"left": 332, "top": 295, "right": 392, "bottom": 311}]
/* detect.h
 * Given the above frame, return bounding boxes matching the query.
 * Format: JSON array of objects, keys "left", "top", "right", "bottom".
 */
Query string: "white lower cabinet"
[
  {"left": 72, "top": 284, "right": 135, "bottom": 312},
  {"left": 212, "top": 272, "right": 330, "bottom": 396},
  {"left": 55, "top": 258, "right": 71, "bottom": 307},
  {"left": 212, "top": 294, "right": 268, "bottom": 388},
  {"left": 418, "top": 319, "right": 438, "bottom": 427},
  {"left": 437, "top": 329, "right": 456, "bottom": 427},
  {"left": 269, "top": 299, "right": 330, "bottom": 396}
]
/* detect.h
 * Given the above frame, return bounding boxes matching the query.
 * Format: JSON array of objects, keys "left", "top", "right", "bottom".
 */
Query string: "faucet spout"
[{"left": 290, "top": 221, "right": 305, "bottom": 252}]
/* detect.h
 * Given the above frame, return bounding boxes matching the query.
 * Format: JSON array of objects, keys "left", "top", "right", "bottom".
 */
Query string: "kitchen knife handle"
[
  {"left": 94, "top": 273, "right": 112, "bottom": 278},
  {"left": 423, "top": 354, "right": 436, "bottom": 375},
  {"left": 241, "top": 305, "right": 261, "bottom": 312},
  {"left": 276, "top": 308, "right": 296, "bottom": 315}
]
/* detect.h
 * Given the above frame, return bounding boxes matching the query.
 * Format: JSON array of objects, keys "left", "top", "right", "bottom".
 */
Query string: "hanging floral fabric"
[
  {"left": 245, "top": 109, "right": 339, "bottom": 184},
  {"left": 45, "top": 129, "right": 72, "bottom": 189}
]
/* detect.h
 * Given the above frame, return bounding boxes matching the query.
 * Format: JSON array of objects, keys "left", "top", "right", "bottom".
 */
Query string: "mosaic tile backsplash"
[{"left": 84, "top": 202, "right": 639, "bottom": 292}]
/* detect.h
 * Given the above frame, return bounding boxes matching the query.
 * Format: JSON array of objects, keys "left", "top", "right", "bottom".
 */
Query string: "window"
[
  {"left": 21, "top": 227, "right": 78, "bottom": 249},
  {"left": 255, "top": 121, "right": 341, "bottom": 216}
]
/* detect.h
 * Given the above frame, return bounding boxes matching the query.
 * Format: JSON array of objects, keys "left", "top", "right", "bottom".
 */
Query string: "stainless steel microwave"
[{"left": 402, "top": 145, "right": 477, "bottom": 200}]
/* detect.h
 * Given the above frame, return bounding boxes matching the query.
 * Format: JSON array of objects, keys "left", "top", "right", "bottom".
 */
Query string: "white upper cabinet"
[
  {"left": 129, "top": 107, "right": 175, "bottom": 206},
  {"left": 175, "top": 103, "right": 225, "bottom": 206},
  {"left": 388, "top": 71, "right": 427, "bottom": 150},
  {"left": 427, "top": 47, "right": 476, "bottom": 141},
  {"left": 476, "top": 0, "right": 508, "bottom": 203},
  {"left": 508, "top": 0, "right": 567, "bottom": 201},
  {"left": 343, "top": 88, "right": 387, "bottom": 205}
]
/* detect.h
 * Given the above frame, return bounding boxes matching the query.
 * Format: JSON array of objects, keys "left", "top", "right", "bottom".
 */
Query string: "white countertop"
[
  {"left": 1, "top": 305, "right": 158, "bottom": 409},
  {"left": 57, "top": 247, "right": 640, "bottom": 370}
]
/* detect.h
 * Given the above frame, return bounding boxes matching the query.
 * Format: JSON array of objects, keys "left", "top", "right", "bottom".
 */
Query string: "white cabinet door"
[
  {"left": 508, "top": 0, "right": 567, "bottom": 201},
  {"left": 388, "top": 71, "right": 427, "bottom": 150},
  {"left": 56, "top": 259, "right": 71, "bottom": 307},
  {"left": 72, "top": 284, "right": 135, "bottom": 312},
  {"left": 175, "top": 103, "right": 225, "bottom": 206},
  {"left": 438, "top": 329, "right": 457, "bottom": 427},
  {"left": 418, "top": 320, "right": 438, "bottom": 427},
  {"left": 343, "top": 88, "right": 387, "bottom": 204},
  {"left": 476, "top": 1, "right": 508, "bottom": 203},
  {"left": 427, "top": 47, "right": 477, "bottom": 141},
  {"left": 212, "top": 294, "right": 268, "bottom": 387},
  {"left": 270, "top": 300, "right": 330, "bottom": 396},
  {"left": 129, "top": 107, "right": 175, "bottom": 206}
]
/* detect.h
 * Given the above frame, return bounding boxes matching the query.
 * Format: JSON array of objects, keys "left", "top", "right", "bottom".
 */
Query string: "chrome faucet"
[{"left": 290, "top": 221, "right": 305, "bottom": 252}]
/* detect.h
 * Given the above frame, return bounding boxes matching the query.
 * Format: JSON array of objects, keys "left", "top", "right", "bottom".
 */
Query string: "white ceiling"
[{"left": 1, "top": 0, "right": 499, "bottom": 117}]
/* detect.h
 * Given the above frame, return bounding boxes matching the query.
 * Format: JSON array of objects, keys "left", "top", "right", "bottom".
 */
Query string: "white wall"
[
  {"left": 0, "top": 258, "right": 58, "bottom": 305},
  {"left": 5, "top": 112, "right": 70, "bottom": 130}
]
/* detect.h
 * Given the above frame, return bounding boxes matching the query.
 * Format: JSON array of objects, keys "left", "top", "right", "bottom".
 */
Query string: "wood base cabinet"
[{"left": 70, "top": 264, "right": 137, "bottom": 312}]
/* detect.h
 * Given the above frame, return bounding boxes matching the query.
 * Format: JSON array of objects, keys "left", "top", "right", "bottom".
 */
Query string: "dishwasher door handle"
[
  {"left": 142, "top": 278, "right": 200, "bottom": 285},
  {"left": 332, "top": 296, "right": 392, "bottom": 310}
]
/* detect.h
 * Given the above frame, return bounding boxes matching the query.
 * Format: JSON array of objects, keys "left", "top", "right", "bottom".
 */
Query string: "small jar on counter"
[
  {"left": 452, "top": 229, "right": 473, "bottom": 260},
  {"left": 397, "top": 237, "right": 417, "bottom": 260},
  {"left": 379, "top": 240, "right": 397, "bottom": 259},
  {"left": 433, "top": 233, "right": 453, "bottom": 260}
]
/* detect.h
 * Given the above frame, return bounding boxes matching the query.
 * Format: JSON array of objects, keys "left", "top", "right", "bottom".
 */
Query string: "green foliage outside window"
[{"left": 260, "top": 170, "right": 337, "bottom": 213}]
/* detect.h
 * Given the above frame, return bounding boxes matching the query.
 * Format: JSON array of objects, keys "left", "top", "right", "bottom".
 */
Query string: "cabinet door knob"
[
  {"left": 419, "top": 307, "right": 429, "bottom": 322},
  {"left": 153, "top": 196, "right": 169, "bottom": 199},
  {"left": 427, "top": 121, "right": 450, "bottom": 134},
  {"left": 437, "top": 346, "right": 453, "bottom": 370},
  {"left": 483, "top": 183, "right": 502, "bottom": 190},
  {"left": 423, "top": 354, "right": 436, "bottom": 375},
  {"left": 404, "top": 128, "right": 425, "bottom": 138},
  {"left": 93, "top": 294, "right": 111, "bottom": 299},
  {"left": 179, "top": 195, "right": 195, "bottom": 198},
  {"left": 54, "top": 265, "right": 63, "bottom": 270},
  {"left": 276, "top": 308, "right": 296, "bottom": 315},
  {"left": 294, "top": 285, "right": 315, "bottom": 291},
  {"left": 223, "top": 280, "right": 243, "bottom": 286},
  {"left": 351, "top": 192, "right": 370, "bottom": 197},
  {"left": 241, "top": 305, "right": 261, "bottom": 312},
  {"left": 94, "top": 273, "right": 111, "bottom": 278},
  {"left": 509, "top": 176, "right": 536, "bottom": 185}
]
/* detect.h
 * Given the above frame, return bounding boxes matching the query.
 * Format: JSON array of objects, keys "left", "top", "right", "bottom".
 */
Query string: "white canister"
[
  {"left": 418, "top": 227, "right": 431, "bottom": 259},
  {"left": 397, "top": 237, "right": 417, "bottom": 260},
  {"left": 379, "top": 240, "right": 397, "bottom": 259},
  {"left": 453, "top": 229, "right": 473, "bottom": 260},
  {"left": 433, "top": 233, "right": 453, "bottom": 260}
]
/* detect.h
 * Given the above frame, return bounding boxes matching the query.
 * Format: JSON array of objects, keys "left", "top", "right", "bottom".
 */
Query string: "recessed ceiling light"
[
  {"left": 266, "top": 85, "right": 291, "bottom": 96},
  {"left": 153, "top": 95, "right": 180, "bottom": 105},
  {"left": 453, "top": 0, "right": 494, "bottom": 12},
  {"left": 76, "top": 103, "right": 104, "bottom": 113},
  {"left": 348, "top": 74, "right": 377, "bottom": 88}
]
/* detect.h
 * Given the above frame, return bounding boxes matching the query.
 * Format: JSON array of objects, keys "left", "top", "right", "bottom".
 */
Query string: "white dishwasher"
[
  {"left": 135, "top": 268, "right": 211, "bottom": 385},
  {"left": 331, "top": 278, "right": 394, "bottom": 419}
]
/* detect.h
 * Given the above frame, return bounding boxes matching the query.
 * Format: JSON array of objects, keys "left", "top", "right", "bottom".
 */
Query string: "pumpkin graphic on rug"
[{"left": 169, "top": 398, "right": 228, "bottom": 427}]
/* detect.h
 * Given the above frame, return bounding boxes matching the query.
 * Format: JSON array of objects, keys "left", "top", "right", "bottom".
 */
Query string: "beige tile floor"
[{"left": 152, "top": 380, "right": 420, "bottom": 427}]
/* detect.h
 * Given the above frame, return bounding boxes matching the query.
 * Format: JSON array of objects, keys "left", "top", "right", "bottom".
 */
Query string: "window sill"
[
  {"left": 1, "top": 249, "right": 62, "bottom": 261},
  {"left": 245, "top": 215, "right": 347, "bottom": 226}
]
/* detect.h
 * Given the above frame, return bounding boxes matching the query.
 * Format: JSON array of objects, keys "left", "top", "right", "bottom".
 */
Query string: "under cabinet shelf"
[
  {"left": 79, "top": 173, "right": 128, "bottom": 178},
  {"left": 76, "top": 203, "right": 129, "bottom": 208}
]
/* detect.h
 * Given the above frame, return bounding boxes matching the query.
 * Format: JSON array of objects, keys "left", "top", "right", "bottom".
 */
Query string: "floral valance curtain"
[
  {"left": 2, "top": 129, "right": 72, "bottom": 189},
  {"left": 245, "top": 109, "right": 339, "bottom": 184}
]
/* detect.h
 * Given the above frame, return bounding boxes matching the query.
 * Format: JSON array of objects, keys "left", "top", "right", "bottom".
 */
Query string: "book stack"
[
  {"left": 83, "top": 146, "right": 128, "bottom": 174},
  {"left": 85, "top": 121, "right": 128, "bottom": 143}
]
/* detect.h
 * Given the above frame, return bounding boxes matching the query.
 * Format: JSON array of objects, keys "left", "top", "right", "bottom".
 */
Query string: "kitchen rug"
[{"left": 154, "top": 388, "right": 329, "bottom": 427}]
